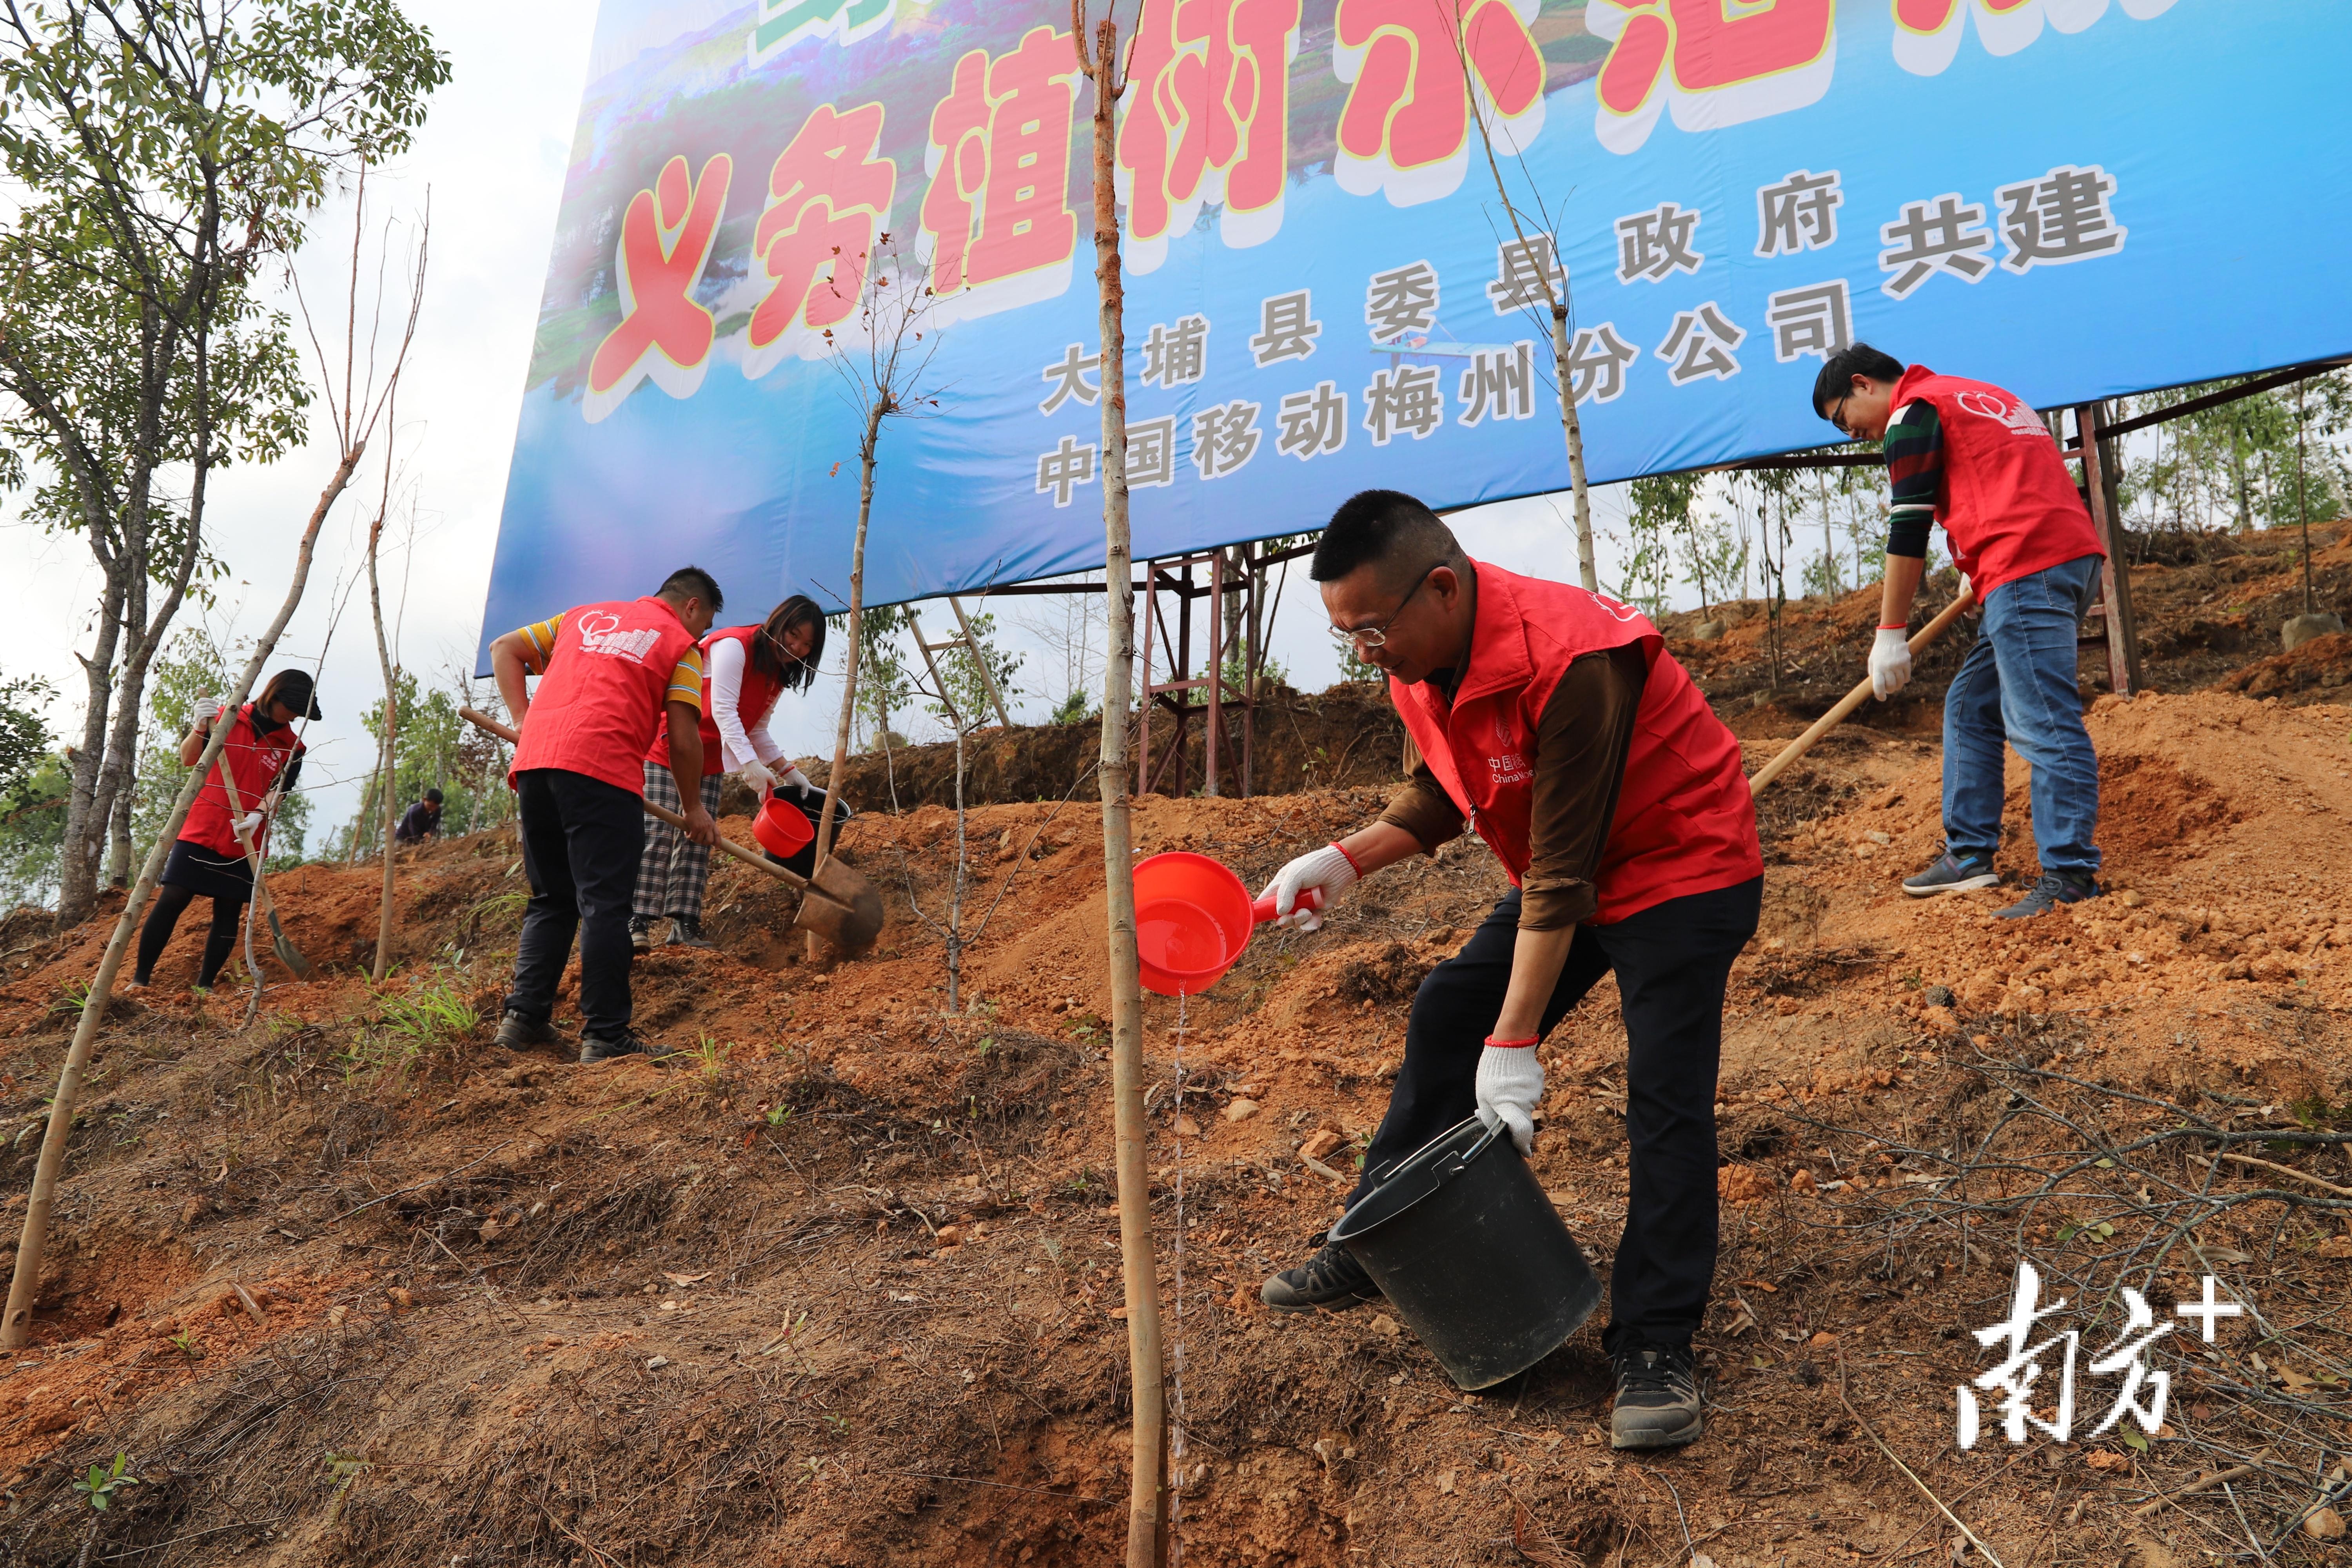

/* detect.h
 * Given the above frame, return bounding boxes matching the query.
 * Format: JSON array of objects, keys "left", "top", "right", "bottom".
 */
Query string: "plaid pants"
[{"left": 635, "top": 765, "right": 725, "bottom": 922}]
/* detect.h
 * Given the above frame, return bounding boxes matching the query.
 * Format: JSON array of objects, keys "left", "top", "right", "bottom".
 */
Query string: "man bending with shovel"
[
  {"left": 488, "top": 566, "right": 722, "bottom": 1063},
  {"left": 1257, "top": 492, "right": 1762, "bottom": 1451},
  {"left": 1812, "top": 344, "right": 2107, "bottom": 918}
]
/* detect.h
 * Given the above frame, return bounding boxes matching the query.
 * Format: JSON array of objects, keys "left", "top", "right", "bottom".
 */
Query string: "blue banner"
[{"left": 480, "top": 0, "right": 2352, "bottom": 661}]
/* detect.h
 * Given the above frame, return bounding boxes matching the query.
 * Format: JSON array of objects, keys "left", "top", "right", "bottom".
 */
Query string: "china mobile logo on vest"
[
  {"left": 1488, "top": 753, "right": 1532, "bottom": 786},
  {"left": 1955, "top": 390, "right": 2051, "bottom": 441},
  {"left": 575, "top": 612, "right": 665, "bottom": 664}
]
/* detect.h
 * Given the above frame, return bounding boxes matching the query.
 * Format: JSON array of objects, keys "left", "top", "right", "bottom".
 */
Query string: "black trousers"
[
  {"left": 506, "top": 768, "right": 644, "bottom": 1041},
  {"left": 134, "top": 883, "right": 245, "bottom": 987},
  {"left": 1350, "top": 877, "right": 1762, "bottom": 1354}
]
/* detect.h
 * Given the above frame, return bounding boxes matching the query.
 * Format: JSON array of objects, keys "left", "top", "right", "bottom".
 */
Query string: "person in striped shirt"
[{"left": 1813, "top": 344, "right": 2107, "bottom": 920}]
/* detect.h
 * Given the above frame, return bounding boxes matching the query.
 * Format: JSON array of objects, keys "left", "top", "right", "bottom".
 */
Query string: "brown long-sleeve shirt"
[{"left": 1375, "top": 642, "right": 1649, "bottom": 931}]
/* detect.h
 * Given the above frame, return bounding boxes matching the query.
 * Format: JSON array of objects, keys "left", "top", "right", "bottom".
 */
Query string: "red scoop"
[{"left": 1131, "top": 851, "right": 1322, "bottom": 997}]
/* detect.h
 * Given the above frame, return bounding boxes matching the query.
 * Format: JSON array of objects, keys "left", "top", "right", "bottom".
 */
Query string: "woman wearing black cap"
[{"left": 130, "top": 670, "right": 317, "bottom": 991}]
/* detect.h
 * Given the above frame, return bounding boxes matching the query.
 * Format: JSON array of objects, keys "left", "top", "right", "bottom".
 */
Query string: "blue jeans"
[{"left": 1942, "top": 554, "right": 2102, "bottom": 878}]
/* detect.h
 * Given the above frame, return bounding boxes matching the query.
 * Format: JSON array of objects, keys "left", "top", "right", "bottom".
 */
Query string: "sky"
[{"left": 0, "top": 0, "right": 1726, "bottom": 850}]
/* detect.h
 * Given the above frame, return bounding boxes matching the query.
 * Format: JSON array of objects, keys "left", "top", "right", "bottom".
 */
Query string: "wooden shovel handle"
[
  {"left": 459, "top": 705, "right": 520, "bottom": 745},
  {"left": 1748, "top": 589, "right": 1976, "bottom": 796}
]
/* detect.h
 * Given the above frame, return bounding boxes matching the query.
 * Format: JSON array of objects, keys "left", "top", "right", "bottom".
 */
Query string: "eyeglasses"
[
  {"left": 1332, "top": 561, "right": 1440, "bottom": 652},
  {"left": 1825, "top": 392, "right": 1854, "bottom": 436}
]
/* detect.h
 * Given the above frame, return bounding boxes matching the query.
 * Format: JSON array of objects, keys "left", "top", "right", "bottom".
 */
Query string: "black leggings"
[{"left": 135, "top": 883, "right": 247, "bottom": 988}]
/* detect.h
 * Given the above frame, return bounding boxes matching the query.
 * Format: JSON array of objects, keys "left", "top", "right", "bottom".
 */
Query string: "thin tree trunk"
[
  {"left": 1077, "top": 10, "right": 1165, "bottom": 1563},
  {"left": 367, "top": 507, "right": 398, "bottom": 983},
  {"left": 4, "top": 444, "right": 362, "bottom": 1350},
  {"left": 811, "top": 401, "right": 888, "bottom": 961},
  {"left": 948, "top": 711, "right": 966, "bottom": 1011}
]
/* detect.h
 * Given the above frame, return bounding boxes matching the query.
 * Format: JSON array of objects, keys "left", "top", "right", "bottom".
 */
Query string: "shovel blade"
[
  {"left": 266, "top": 907, "right": 315, "bottom": 979},
  {"left": 790, "top": 858, "right": 885, "bottom": 953}
]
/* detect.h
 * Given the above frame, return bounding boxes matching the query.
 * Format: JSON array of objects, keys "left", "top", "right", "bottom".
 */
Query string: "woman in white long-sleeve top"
[{"left": 632, "top": 594, "right": 828, "bottom": 948}]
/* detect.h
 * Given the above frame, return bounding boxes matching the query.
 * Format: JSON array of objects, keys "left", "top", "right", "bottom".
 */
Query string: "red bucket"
[
  {"left": 1132, "top": 852, "right": 1257, "bottom": 996},
  {"left": 751, "top": 791, "right": 814, "bottom": 858}
]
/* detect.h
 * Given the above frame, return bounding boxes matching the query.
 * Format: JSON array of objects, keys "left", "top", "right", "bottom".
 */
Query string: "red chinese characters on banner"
[
  {"left": 1588, "top": 0, "right": 1835, "bottom": 155},
  {"left": 1332, "top": 0, "right": 1543, "bottom": 208},
  {"left": 746, "top": 102, "right": 897, "bottom": 374},
  {"left": 584, "top": 153, "right": 733, "bottom": 424},
  {"left": 919, "top": 25, "right": 1081, "bottom": 317},
  {"left": 1117, "top": 0, "right": 1302, "bottom": 272}
]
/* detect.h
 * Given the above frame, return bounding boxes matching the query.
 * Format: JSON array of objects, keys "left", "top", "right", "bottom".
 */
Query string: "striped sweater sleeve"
[{"left": 1882, "top": 399, "right": 1942, "bottom": 560}]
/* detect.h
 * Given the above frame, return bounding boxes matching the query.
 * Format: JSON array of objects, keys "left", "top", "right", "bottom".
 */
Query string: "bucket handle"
[{"left": 1430, "top": 1118, "right": 1508, "bottom": 1184}]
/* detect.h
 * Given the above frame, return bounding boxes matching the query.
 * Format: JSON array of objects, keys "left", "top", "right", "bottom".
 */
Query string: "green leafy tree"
[
  {"left": 0, "top": 1, "right": 448, "bottom": 926},
  {"left": 0, "top": 673, "right": 64, "bottom": 909},
  {"left": 832, "top": 604, "right": 916, "bottom": 749},
  {"left": 919, "top": 610, "right": 1021, "bottom": 733}
]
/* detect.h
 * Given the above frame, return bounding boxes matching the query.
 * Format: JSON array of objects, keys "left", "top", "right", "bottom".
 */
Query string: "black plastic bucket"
[{"left": 1328, "top": 1116, "right": 1602, "bottom": 1390}]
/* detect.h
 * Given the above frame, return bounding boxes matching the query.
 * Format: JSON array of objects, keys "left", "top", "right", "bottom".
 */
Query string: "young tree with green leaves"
[{"left": 0, "top": 0, "right": 448, "bottom": 928}]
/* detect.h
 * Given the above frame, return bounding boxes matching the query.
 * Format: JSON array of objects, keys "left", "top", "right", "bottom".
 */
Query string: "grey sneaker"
[
  {"left": 628, "top": 916, "right": 656, "bottom": 952},
  {"left": 1260, "top": 1234, "right": 1382, "bottom": 1313},
  {"left": 493, "top": 1011, "right": 560, "bottom": 1051},
  {"left": 1902, "top": 850, "right": 1999, "bottom": 897},
  {"left": 1994, "top": 871, "right": 2098, "bottom": 920},
  {"left": 1611, "top": 1342, "right": 1702, "bottom": 1450},
  {"left": 579, "top": 1029, "right": 677, "bottom": 1065},
  {"left": 665, "top": 916, "right": 716, "bottom": 949}
]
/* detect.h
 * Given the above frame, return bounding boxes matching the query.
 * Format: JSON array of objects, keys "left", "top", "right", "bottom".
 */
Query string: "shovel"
[
  {"left": 213, "top": 762, "right": 314, "bottom": 979},
  {"left": 1747, "top": 588, "right": 1976, "bottom": 795},
  {"left": 460, "top": 705, "right": 885, "bottom": 953}
]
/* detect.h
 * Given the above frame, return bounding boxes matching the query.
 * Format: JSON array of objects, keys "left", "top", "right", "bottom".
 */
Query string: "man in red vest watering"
[
  {"left": 1256, "top": 492, "right": 1762, "bottom": 1451},
  {"left": 1813, "top": 344, "right": 2106, "bottom": 918},
  {"left": 488, "top": 566, "right": 722, "bottom": 1063}
]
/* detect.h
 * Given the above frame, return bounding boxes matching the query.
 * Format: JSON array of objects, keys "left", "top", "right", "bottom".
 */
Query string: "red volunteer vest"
[
  {"left": 1891, "top": 364, "right": 2104, "bottom": 601},
  {"left": 1390, "top": 564, "right": 1762, "bottom": 924},
  {"left": 511, "top": 597, "right": 697, "bottom": 795},
  {"left": 644, "top": 624, "right": 786, "bottom": 775},
  {"left": 181, "top": 704, "right": 303, "bottom": 858}
]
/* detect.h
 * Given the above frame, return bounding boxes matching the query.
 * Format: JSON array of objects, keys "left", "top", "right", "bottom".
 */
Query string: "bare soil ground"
[{"left": 0, "top": 525, "right": 2348, "bottom": 1566}]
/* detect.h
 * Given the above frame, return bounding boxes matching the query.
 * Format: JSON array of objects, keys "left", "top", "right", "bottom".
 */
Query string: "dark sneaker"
[
  {"left": 579, "top": 1029, "right": 677, "bottom": 1065},
  {"left": 1994, "top": 871, "right": 2098, "bottom": 920},
  {"left": 1259, "top": 1233, "right": 1382, "bottom": 1313},
  {"left": 1611, "top": 1342, "right": 1703, "bottom": 1450},
  {"left": 665, "top": 916, "right": 716, "bottom": 949},
  {"left": 494, "top": 1011, "right": 561, "bottom": 1051},
  {"left": 1902, "top": 850, "right": 1999, "bottom": 898},
  {"left": 628, "top": 916, "right": 656, "bottom": 952}
]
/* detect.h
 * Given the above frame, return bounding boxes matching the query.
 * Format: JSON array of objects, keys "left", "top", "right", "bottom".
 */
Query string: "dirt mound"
[
  {"left": 2217, "top": 628, "right": 2352, "bottom": 703},
  {"left": 1, "top": 678, "right": 2349, "bottom": 1563}
]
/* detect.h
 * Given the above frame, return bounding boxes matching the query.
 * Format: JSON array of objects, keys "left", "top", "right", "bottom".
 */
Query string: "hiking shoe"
[
  {"left": 1259, "top": 1233, "right": 1382, "bottom": 1313},
  {"left": 1611, "top": 1341, "right": 1703, "bottom": 1450},
  {"left": 1902, "top": 850, "right": 1999, "bottom": 897},
  {"left": 579, "top": 1029, "right": 677, "bottom": 1065},
  {"left": 493, "top": 1011, "right": 561, "bottom": 1051},
  {"left": 628, "top": 916, "right": 656, "bottom": 952},
  {"left": 665, "top": 916, "right": 716, "bottom": 949},
  {"left": 1994, "top": 871, "right": 2098, "bottom": 920}
]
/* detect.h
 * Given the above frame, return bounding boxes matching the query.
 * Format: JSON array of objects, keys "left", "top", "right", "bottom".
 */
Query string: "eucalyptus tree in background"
[{"left": 0, "top": 0, "right": 448, "bottom": 929}]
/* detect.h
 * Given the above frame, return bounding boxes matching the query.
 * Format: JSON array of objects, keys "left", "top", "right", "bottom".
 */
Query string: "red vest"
[
  {"left": 1390, "top": 564, "right": 1762, "bottom": 924},
  {"left": 644, "top": 624, "right": 786, "bottom": 775},
  {"left": 511, "top": 597, "right": 697, "bottom": 795},
  {"left": 1892, "top": 364, "right": 2105, "bottom": 601},
  {"left": 181, "top": 704, "right": 303, "bottom": 858}
]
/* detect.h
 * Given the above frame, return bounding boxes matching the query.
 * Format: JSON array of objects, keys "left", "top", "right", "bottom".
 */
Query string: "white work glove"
[
  {"left": 1258, "top": 843, "right": 1359, "bottom": 933},
  {"left": 193, "top": 695, "right": 222, "bottom": 727},
  {"left": 779, "top": 764, "right": 815, "bottom": 795},
  {"left": 1474, "top": 1038, "right": 1544, "bottom": 1155},
  {"left": 1868, "top": 626, "right": 1912, "bottom": 701},
  {"left": 736, "top": 758, "right": 776, "bottom": 794},
  {"left": 234, "top": 811, "right": 264, "bottom": 839}
]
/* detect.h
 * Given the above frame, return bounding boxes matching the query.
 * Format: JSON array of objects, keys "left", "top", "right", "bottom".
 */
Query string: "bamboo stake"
[
  {"left": 1748, "top": 588, "right": 1975, "bottom": 795},
  {"left": 1076, "top": 5, "right": 1165, "bottom": 1562}
]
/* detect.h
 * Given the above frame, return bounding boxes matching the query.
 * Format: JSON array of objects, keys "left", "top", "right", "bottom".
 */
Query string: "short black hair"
[
  {"left": 659, "top": 565, "right": 724, "bottom": 613},
  {"left": 1310, "top": 490, "right": 1463, "bottom": 588},
  {"left": 423, "top": 788, "right": 444, "bottom": 803},
  {"left": 1811, "top": 343, "right": 1907, "bottom": 417}
]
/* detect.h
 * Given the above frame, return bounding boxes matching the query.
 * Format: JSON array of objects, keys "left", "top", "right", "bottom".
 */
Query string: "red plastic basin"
[
  {"left": 751, "top": 791, "right": 814, "bottom": 858},
  {"left": 1132, "top": 851, "right": 1255, "bottom": 996}
]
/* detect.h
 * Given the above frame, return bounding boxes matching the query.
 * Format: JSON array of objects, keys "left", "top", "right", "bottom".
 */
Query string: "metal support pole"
[
  {"left": 1205, "top": 550, "right": 1223, "bottom": 797},
  {"left": 2077, "top": 402, "right": 2143, "bottom": 696},
  {"left": 946, "top": 596, "right": 1013, "bottom": 730}
]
